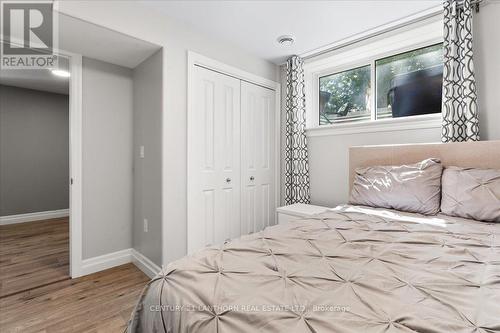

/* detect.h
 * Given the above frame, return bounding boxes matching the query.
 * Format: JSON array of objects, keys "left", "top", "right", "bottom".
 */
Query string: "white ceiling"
[
  {"left": 142, "top": 0, "right": 441, "bottom": 63},
  {"left": 0, "top": 1, "right": 442, "bottom": 93},
  {"left": 0, "top": 13, "right": 162, "bottom": 94},
  {"left": 0, "top": 56, "right": 70, "bottom": 95}
]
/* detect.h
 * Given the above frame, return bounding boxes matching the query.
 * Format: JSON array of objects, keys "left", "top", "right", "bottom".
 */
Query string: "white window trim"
[
  {"left": 304, "top": 16, "right": 444, "bottom": 137},
  {"left": 307, "top": 113, "right": 441, "bottom": 137}
]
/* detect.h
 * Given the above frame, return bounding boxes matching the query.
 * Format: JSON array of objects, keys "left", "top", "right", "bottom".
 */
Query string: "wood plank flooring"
[
  {"left": 0, "top": 218, "right": 70, "bottom": 298},
  {"left": 0, "top": 264, "right": 149, "bottom": 333},
  {"left": 0, "top": 219, "right": 150, "bottom": 332}
]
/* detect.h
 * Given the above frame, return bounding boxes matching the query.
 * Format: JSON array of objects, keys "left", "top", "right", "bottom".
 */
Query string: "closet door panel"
[
  {"left": 188, "top": 66, "right": 241, "bottom": 253},
  {"left": 241, "top": 81, "right": 276, "bottom": 235},
  {"left": 241, "top": 89, "right": 256, "bottom": 234}
]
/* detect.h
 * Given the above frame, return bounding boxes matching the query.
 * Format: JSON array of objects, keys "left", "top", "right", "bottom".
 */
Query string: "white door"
[
  {"left": 188, "top": 66, "right": 241, "bottom": 253},
  {"left": 240, "top": 81, "right": 276, "bottom": 235}
]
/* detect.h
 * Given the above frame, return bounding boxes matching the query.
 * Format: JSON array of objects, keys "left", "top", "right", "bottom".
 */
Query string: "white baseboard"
[
  {"left": 80, "top": 248, "right": 161, "bottom": 278},
  {"left": 131, "top": 249, "right": 162, "bottom": 278},
  {"left": 80, "top": 248, "right": 132, "bottom": 276},
  {"left": 0, "top": 209, "right": 69, "bottom": 225}
]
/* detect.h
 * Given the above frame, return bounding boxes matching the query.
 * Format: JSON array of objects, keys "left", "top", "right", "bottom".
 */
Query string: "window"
[
  {"left": 319, "top": 65, "right": 371, "bottom": 125},
  {"left": 318, "top": 43, "right": 443, "bottom": 125},
  {"left": 376, "top": 44, "right": 443, "bottom": 119}
]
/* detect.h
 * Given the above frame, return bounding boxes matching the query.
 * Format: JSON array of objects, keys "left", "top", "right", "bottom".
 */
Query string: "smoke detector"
[{"left": 277, "top": 35, "right": 295, "bottom": 47}]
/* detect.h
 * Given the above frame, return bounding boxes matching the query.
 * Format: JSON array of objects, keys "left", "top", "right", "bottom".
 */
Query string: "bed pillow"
[
  {"left": 349, "top": 158, "right": 442, "bottom": 215},
  {"left": 441, "top": 167, "right": 500, "bottom": 222}
]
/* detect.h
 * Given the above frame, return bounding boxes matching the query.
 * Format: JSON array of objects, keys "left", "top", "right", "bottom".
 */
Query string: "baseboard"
[
  {"left": 131, "top": 249, "right": 162, "bottom": 278},
  {"left": 0, "top": 209, "right": 69, "bottom": 225},
  {"left": 80, "top": 248, "right": 161, "bottom": 278},
  {"left": 80, "top": 248, "right": 132, "bottom": 276}
]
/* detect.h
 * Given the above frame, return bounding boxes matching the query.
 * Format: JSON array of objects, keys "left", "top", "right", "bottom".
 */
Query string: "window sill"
[{"left": 306, "top": 114, "right": 441, "bottom": 137}]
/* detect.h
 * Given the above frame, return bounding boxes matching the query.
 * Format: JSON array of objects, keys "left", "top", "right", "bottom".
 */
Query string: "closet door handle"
[
  {"left": 225, "top": 178, "right": 231, "bottom": 183},
  {"left": 250, "top": 176, "right": 255, "bottom": 181}
]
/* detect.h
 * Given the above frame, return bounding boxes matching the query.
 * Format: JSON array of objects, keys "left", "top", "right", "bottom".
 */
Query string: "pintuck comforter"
[{"left": 127, "top": 205, "right": 500, "bottom": 333}]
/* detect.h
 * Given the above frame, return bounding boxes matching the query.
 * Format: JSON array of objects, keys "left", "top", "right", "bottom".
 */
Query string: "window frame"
[{"left": 304, "top": 18, "right": 444, "bottom": 136}]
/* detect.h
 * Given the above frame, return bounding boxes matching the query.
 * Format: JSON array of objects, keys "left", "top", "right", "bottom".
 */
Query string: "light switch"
[
  {"left": 140, "top": 146, "right": 145, "bottom": 158},
  {"left": 143, "top": 219, "right": 148, "bottom": 232}
]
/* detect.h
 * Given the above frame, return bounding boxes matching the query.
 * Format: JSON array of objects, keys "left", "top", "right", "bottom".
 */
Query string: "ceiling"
[
  {"left": 142, "top": 0, "right": 441, "bottom": 63},
  {"left": 0, "top": 56, "right": 70, "bottom": 95},
  {"left": 0, "top": 1, "right": 442, "bottom": 93},
  {"left": 0, "top": 13, "right": 161, "bottom": 94}
]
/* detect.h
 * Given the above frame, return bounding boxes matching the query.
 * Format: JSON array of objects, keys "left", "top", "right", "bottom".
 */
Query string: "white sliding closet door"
[
  {"left": 240, "top": 81, "right": 276, "bottom": 234},
  {"left": 188, "top": 66, "right": 241, "bottom": 253}
]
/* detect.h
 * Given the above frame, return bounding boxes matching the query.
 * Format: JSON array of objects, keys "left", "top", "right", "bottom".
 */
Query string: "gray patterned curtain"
[
  {"left": 442, "top": 0, "right": 479, "bottom": 142},
  {"left": 284, "top": 55, "right": 310, "bottom": 205}
]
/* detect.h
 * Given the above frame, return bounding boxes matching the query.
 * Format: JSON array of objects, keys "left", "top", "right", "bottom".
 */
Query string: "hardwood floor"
[
  {"left": 0, "top": 219, "right": 150, "bottom": 332},
  {"left": 0, "top": 218, "right": 70, "bottom": 298},
  {"left": 0, "top": 264, "right": 149, "bottom": 333}
]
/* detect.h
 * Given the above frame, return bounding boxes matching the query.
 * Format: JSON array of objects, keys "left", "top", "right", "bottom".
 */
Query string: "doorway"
[{"left": 0, "top": 50, "right": 76, "bottom": 296}]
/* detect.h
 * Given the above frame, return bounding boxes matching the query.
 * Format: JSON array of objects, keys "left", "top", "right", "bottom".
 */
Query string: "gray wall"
[
  {"left": 82, "top": 57, "right": 133, "bottom": 259},
  {"left": 306, "top": 5, "right": 500, "bottom": 208},
  {"left": 58, "top": 1, "right": 278, "bottom": 265},
  {"left": 0, "top": 85, "right": 69, "bottom": 216},
  {"left": 132, "top": 50, "right": 163, "bottom": 266}
]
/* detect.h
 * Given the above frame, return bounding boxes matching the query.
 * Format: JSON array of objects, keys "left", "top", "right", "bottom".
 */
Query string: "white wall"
[
  {"left": 474, "top": 2, "right": 500, "bottom": 140},
  {"left": 82, "top": 57, "right": 133, "bottom": 259},
  {"left": 60, "top": 2, "right": 498, "bottom": 265},
  {"left": 305, "top": 6, "right": 500, "bottom": 208},
  {"left": 58, "top": 1, "right": 278, "bottom": 265},
  {"left": 132, "top": 50, "right": 163, "bottom": 266},
  {"left": 308, "top": 129, "right": 441, "bottom": 207}
]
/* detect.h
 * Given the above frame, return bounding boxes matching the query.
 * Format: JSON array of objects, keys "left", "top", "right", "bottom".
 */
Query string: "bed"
[{"left": 128, "top": 140, "right": 500, "bottom": 333}]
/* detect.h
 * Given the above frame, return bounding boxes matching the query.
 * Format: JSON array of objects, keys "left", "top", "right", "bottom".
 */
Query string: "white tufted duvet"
[{"left": 128, "top": 205, "right": 500, "bottom": 333}]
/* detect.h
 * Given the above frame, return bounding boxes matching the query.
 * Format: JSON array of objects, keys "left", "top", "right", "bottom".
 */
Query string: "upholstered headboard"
[{"left": 349, "top": 140, "right": 500, "bottom": 191}]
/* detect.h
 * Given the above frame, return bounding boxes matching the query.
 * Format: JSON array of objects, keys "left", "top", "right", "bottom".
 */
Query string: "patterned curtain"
[
  {"left": 284, "top": 56, "right": 310, "bottom": 205},
  {"left": 442, "top": 0, "right": 479, "bottom": 142}
]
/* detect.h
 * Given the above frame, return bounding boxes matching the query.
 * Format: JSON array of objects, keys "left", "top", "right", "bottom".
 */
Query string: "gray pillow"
[
  {"left": 441, "top": 167, "right": 500, "bottom": 222},
  {"left": 349, "top": 158, "right": 442, "bottom": 215}
]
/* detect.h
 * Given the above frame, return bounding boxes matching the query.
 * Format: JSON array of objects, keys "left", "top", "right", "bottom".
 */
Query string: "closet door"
[
  {"left": 188, "top": 66, "right": 241, "bottom": 253},
  {"left": 241, "top": 81, "right": 276, "bottom": 234}
]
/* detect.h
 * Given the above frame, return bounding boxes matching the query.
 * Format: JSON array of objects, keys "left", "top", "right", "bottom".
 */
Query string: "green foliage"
[
  {"left": 318, "top": 43, "right": 443, "bottom": 124},
  {"left": 319, "top": 65, "right": 370, "bottom": 119}
]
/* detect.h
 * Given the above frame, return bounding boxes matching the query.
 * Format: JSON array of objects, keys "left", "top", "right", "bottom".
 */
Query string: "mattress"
[{"left": 127, "top": 205, "right": 500, "bottom": 333}]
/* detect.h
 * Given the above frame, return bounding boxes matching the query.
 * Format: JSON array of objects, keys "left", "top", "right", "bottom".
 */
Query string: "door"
[
  {"left": 241, "top": 81, "right": 276, "bottom": 234},
  {"left": 188, "top": 66, "right": 241, "bottom": 253}
]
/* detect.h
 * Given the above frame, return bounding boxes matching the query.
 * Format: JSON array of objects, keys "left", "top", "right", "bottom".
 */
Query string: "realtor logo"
[{"left": 1, "top": 1, "right": 57, "bottom": 69}]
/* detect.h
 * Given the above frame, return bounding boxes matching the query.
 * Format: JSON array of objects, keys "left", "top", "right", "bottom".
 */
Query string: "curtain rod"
[
  {"left": 458, "top": 0, "right": 484, "bottom": 12},
  {"left": 298, "top": 0, "right": 485, "bottom": 63},
  {"left": 300, "top": 6, "right": 442, "bottom": 61}
]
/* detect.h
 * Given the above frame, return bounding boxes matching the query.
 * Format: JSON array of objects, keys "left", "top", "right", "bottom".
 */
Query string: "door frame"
[
  {"left": 186, "top": 51, "right": 281, "bottom": 254},
  {"left": 65, "top": 50, "right": 84, "bottom": 278},
  {"left": 48, "top": 48, "right": 84, "bottom": 278},
  {"left": 0, "top": 40, "right": 84, "bottom": 277}
]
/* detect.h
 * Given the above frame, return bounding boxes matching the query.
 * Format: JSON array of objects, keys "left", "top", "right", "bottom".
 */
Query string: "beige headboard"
[{"left": 349, "top": 140, "right": 500, "bottom": 190}]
